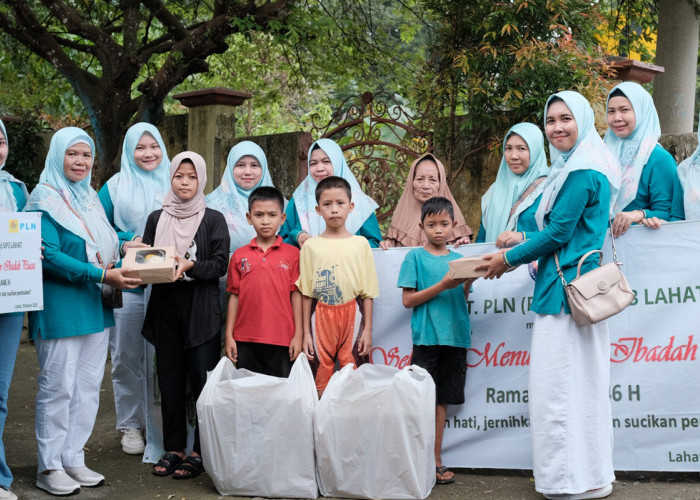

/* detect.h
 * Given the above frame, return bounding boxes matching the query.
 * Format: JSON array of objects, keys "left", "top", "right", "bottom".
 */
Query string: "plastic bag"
[
  {"left": 197, "top": 353, "right": 318, "bottom": 498},
  {"left": 315, "top": 363, "right": 436, "bottom": 499}
]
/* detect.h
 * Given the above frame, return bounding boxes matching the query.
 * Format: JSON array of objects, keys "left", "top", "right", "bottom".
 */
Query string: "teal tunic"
[
  {"left": 623, "top": 145, "right": 678, "bottom": 220},
  {"left": 28, "top": 212, "right": 116, "bottom": 340},
  {"left": 476, "top": 194, "right": 542, "bottom": 243},
  {"left": 280, "top": 197, "right": 383, "bottom": 248},
  {"left": 10, "top": 182, "right": 26, "bottom": 211},
  {"left": 2, "top": 183, "right": 27, "bottom": 318},
  {"left": 397, "top": 248, "right": 471, "bottom": 348},
  {"left": 670, "top": 175, "right": 685, "bottom": 221},
  {"left": 98, "top": 185, "right": 143, "bottom": 293},
  {"left": 505, "top": 170, "right": 611, "bottom": 315}
]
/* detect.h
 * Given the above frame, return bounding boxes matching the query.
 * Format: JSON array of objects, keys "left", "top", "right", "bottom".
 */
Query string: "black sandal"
[
  {"left": 436, "top": 465, "right": 455, "bottom": 485},
  {"left": 172, "top": 455, "right": 204, "bottom": 480},
  {"left": 153, "top": 452, "right": 183, "bottom": 476}
]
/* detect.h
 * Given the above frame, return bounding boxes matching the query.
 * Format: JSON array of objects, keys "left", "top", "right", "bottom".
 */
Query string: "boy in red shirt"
[{"left": 225, "top": 186, "right": 303, "bottom": 377}]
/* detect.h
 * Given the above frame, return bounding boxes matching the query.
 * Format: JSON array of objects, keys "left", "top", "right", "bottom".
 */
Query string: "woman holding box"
[
  {"left": 479, "top": 91, "right": 620, "bottom": 499},
  {"left": 0, "top": 119, "right": 29, "bottom": 500},
  {"left": 142, "top": 152, "right": 229, "bottom": 479},
  {"left": 24, "top": 127, "right": 141, "bottom": 496},
  {"left": 475, "top": 122, "right": 549, "bottom": 246},
  {"left": 99, "top": 122, "right": 170, "bottom": 456}
]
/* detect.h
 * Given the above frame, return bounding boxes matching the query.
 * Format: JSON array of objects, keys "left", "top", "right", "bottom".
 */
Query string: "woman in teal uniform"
[
  {"left": 0, "top": 119, "right": 29, "bottom": 500},
  {"left": 98, "top": 122, "right": 170, "bottom": 457},
  {"left": 475, "top": 122, "right": 549, "bottom": 246},
  {"left": 479, "top": 92, "right": 620, "bottom": 499},
  {"left": 280, "top": 138, "right": 382, "bottom": 248},
  {"left": 24, "top": 127, "right": 141, "bottom": 496},
  {"left": 605, "top": 81, "right": 678, "bottom": 236}
]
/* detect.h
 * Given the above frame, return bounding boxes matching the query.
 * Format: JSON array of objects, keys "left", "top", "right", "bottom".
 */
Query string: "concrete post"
[
  {"left": 173, "top": 87, "right": 252, "bottom": 193},
  {"left": 653, "top": 0, "right": 699, "bottom": 134}
]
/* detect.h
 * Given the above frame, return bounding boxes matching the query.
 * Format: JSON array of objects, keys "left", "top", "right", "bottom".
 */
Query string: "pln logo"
[{"left": 8, "top": 219, "right": 37, "bottom": 233}]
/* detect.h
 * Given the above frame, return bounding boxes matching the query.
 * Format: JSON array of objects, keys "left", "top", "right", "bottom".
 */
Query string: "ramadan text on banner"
[
  {"left": 0, "top": 212, "right": 43, "bottom": 314},
  {"left": 371, "top": 220, "right": 700, "bottom": 472}
]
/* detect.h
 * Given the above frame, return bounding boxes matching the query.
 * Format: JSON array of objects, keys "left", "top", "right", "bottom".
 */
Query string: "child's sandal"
[
  {"left": 153, "top": 452, "right": 183, "bottom": 476},
  {"left": 172, "top": 455, "right": 204, "bottom": 480},
  {"left": 436, "top": 465, "right": 455, "bottom": 485}
]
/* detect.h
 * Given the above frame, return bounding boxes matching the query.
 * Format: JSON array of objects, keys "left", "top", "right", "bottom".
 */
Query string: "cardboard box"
[
  {"left": 122, "top": 246, "right": 178, "bottom": 284},
  {"left": 448, "top": 255, "right": 488, "bottom": 279}
]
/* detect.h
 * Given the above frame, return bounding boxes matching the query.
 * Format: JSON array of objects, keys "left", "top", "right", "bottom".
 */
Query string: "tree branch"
[{"left": 140, "top": 0, "right": 190, "bottom": 40}]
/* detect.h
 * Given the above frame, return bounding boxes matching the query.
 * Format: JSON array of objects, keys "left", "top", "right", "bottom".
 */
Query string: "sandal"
[
  {"left": 172, "top": 455, "right": 204, "bottom": 480},
  {"left": 153, "top": 452, "right": 183, "bottom": 476},
  {"left": 436, "top": 465, "right": 455, "bottom": 485}
]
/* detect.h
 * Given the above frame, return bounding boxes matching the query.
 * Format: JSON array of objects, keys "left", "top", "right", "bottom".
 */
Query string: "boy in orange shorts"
[{"left": 297, "top": 176, "right": 379, "bottom": 395}]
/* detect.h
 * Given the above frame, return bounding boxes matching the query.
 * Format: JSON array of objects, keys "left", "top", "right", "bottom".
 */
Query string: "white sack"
[
  {"left": 315, "top": 363, "right": 436, "bottom": 499},
  {"left": 197, "top": 354, "right": 318, "bottom": 498}
]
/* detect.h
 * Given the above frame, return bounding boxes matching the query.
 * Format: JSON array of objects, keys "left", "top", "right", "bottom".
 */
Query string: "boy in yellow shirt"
[{"left": 297, "top": 176, "right": 379, "bottom": 395}]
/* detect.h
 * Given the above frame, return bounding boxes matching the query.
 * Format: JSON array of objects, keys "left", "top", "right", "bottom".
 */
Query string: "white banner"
[
  {"left": 0, "top": 212, "right": 43, "bottom": 314},
  {"left": 371, "top": 220, "right": 700, "bottom": 471}
]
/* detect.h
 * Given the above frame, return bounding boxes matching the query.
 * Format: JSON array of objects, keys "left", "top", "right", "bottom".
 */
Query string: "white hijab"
[{"left": 535, "top": 91, "right": 622, "bottom": 230}]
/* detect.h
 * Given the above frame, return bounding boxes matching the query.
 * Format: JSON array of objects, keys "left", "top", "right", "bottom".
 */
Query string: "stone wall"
[{"left": 659, "top": 133, "right": 697, "bottom": 163}]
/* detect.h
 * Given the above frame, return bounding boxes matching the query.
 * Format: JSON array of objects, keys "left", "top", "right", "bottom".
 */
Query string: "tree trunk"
[
  {"left": 653, "top": 0, "right": 699, "bottom": 134},
  {"left": 86, "top": 83, "right": 140, "bottom": 187}
]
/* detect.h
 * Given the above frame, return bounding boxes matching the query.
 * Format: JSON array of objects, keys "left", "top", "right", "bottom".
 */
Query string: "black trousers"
[
  {"left": 155, "top": 328, "right": 220, "bottom": 454},
  {"left": 236, "top": 341, "right": 292, "bottom": 378}
]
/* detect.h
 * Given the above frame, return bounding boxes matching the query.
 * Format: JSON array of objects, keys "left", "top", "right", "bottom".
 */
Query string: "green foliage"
[
  {"left": 3, "top": 117, "right": 52, "bottom": 192},
  {"left": 413, "top": 0, "right": 616, "bottom": 178},
  {"left": 0, "top": 36, "right": 86, "bottom": 124}
]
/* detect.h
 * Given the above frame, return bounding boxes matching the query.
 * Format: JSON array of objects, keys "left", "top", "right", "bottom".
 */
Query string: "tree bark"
[{"left": 653, "top": 0, "right": 699, "bottom": 134}]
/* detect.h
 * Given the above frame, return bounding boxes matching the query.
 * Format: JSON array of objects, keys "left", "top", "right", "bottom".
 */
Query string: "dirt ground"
[{"left": 4, "top": 342, "right": 700, "bottom": 499}]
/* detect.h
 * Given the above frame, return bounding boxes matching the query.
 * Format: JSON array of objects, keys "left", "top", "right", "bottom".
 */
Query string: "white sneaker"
[
  {"left": 0, "top": 487, "right": 17, "bottom": 500},
  {"left": 64, "top": 466, "right": 105, "bottom": 487},
  {"left": 121, "top": 428, "right": 145, "bottom": 454},
  {"left": 545, "top": 483, "right": 613, "bottom": 500},
  {"left": 570, "top": 484, "right": 613, "bottom": 500},
  {"left": 36, "top": 470, "right": 81, "bottom": 496}
]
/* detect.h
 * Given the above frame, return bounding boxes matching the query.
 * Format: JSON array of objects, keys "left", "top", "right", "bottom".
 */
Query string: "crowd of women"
[{"left": 0, "top": 80, "right": 698, "bottom": 499}]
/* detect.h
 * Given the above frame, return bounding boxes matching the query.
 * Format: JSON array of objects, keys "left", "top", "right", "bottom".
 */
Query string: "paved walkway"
[{"left": 5, "top": 342, "right": 700, "bottom": 499}]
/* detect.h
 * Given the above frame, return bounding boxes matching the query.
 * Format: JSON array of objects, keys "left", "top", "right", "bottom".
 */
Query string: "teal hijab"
[
  {"left": 535, "top": 91, "right": 621, "bottom": 229},
  {"left": 107, "top": 122, "right": 171, "bottom": 233},
  {"left": 205, "top": 140, "right": 275, "bottom": 252},
  {"left": 24, "top": 127, "right": 119, "bottom": 265},
  {"left": 480, "top": 123, "right": 549, "bottom": 241},
  {"left": 604, "top": 82, "right": 661, "bottom": 214},
  {"left": 0, "top": 119, "right": 29, "bottom": 212}
]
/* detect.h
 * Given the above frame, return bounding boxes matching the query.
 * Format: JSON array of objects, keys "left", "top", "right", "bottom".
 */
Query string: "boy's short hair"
[
  {"left": 315, "top": 176, "right": 352, "bottom": 203},
  {"left": 248, "top": 186, "right": 284, "bottom": 212},
  {"left": 421, "top": 196, "right": 454, "bottom": 222}
]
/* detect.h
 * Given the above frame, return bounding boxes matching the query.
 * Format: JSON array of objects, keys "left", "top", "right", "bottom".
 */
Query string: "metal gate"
[{"left": 309, "top": 91, "right": 432, "bottom": 225}]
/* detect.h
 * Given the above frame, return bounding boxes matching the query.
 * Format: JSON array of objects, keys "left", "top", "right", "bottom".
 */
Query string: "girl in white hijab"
[{"left": 98, "top": 122, "right": 171, "bottom": 457}]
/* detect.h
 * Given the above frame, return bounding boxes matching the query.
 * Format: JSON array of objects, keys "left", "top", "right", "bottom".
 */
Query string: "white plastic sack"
[
  {"left": 315, "top": 363, "right": 436, "bottom": 499},
  {"left": 197, "top": 353, "right": 318, "bottom": 498}
]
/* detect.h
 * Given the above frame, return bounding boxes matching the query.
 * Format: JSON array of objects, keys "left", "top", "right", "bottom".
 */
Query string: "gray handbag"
[{"left": 554, "top": 235, "right": 633, "bottom": 327}]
